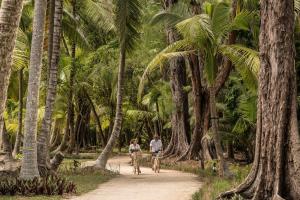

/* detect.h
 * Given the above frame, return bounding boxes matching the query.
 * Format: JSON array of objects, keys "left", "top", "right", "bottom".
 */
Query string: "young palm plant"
[{"left": 95, "top": 0, "right": 142, "bottom": 169}]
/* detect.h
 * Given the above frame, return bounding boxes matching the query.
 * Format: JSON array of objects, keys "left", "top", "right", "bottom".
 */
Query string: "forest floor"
[{"left": 70, "top": 156, "right": 202, "bottom": 200}]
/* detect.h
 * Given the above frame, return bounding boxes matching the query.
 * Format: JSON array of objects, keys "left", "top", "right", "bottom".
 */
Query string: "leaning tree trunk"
[
  {"left": 219, "top": 0, "right": 300, "bottom": 199},
  {"left": 95, "top": 46, "right": 126, "bottom": 169},
  {"left": 20, "top": 0, "right": 47, "bottom": 180},
  {"left": 0, "top": 0, "right": 24, "bottom": 144},
  {"left": 12, "top": 68, "right": 24, "bottom": 157},
  {"left": 38, "top": 0, "right": 63, "bottom": 172}
]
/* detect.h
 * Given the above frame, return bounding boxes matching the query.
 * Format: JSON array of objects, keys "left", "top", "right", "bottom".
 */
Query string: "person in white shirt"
[{"left": 150, "top": 135, "right": 163, "bottom": 169}]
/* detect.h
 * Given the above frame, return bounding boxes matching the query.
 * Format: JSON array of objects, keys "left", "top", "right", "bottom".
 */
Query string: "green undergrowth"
[
  {"left": 192, "top": 164, "right": 250, "bottom": 200},
  {"left": 1, "top": 158, "right": 116, "bottom": 200}
]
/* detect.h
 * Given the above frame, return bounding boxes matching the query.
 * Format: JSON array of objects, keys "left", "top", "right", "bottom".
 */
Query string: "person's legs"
[
  {"left": 130, "top": 153, "right": 134, "bottom": 166},
  {"left": 151, "top": 153, "right": 156, "bottom": 170}
]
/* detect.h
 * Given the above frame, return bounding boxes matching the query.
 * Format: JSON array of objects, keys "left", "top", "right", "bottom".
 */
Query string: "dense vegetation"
[{"left": 0, "top": 0, "right": 300, "bottom": 199}]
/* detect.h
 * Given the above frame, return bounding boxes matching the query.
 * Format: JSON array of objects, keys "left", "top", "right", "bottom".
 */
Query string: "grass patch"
[
  {"left": 192, "top": 164, "right": 250, "bottom": 200},
  {"left": 140, "top": 155, "right": 250, "bottom": 200}
]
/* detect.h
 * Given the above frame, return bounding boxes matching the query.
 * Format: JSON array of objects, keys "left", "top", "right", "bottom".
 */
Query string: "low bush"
[{"left": 0, "top": 175, "right": 76, "bottom": 196}]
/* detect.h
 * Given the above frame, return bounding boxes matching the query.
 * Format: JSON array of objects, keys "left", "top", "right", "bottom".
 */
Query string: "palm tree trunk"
[
  {"left": 209, "top": 89, "right": 225, "bottom": 177},
  {"left": 1, "top": 120, "right": 12, "bottom": 161},
  {"left": 0, "top": 0, "right": 24, "bottom": 144},
  {"left": 163, "top": 0, "right": 190, "bottom": 158},
  {"left": 37, "top": 0, "right": 63, "bottom": 172},
  {"left": 12, "top": 68, "right": 24, "bottom": 157},
  {"left": 47, "top": 0, "right": 55, "bottom": 78},
  {"left": 95, "top": 46, "right": 126, "bottom": 169},
  {"left": 84, "top": 88, "right": 105, "bottom": 147},
  {"left": 20, "top": 0, "right": 47, "bottom": 180},
  {"left": 67, "top": 0, "right": 77, "bottom": 154}
]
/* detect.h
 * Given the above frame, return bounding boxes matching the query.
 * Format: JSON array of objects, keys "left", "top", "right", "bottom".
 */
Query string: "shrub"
[{"left": 0, "top": 175, "right": 76, "bottom": 196}]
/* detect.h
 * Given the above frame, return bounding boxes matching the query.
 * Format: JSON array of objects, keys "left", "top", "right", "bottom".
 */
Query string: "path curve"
[{"left": 71, "top": 156, "right": 202, "bottom": 200}]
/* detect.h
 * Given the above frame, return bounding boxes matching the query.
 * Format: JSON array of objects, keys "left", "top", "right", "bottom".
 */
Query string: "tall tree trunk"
[
  {"left": 47, "top": 0, "right": 55, "bottom": 79},
  {"left": 20, "top": 0, "right": 47, "bottom": 179},
  {"left": 84, "top": 88, "right": 105, "bottom": 147},
  {"left": 210, "top": 89, "right": 225, "bottom": 177},
  {"left": 12, "top": 68, "right": 24, "bottom": 157},
  {"left": 0, "top": 0, "right": 24, "bottom": 145},
  {"left": 67, "top": 0, "right": 76, "bottom": 154},
  {"left": 204, "top": 0, "right": 238, "bottom": 174},
  {"left": 220, "top": 0, "right": 300, "bottom": 199},
  {"left": 74, "top": 92, "right": 91, "bottom": 150},
  {"left": 163, "top": 0, "right": 190, "bottom": 158},
  {"left": 95, "top": 46, "right": 126, "bottom": 169},
  {"left": 1, "top": 120, "right": 12, "bottom": 161},
  {"left": 177, "top": 54, "right": 205, "bottom": 167},
  {"left": 38, "top": 0, "right": 63, "bottom": 172}
]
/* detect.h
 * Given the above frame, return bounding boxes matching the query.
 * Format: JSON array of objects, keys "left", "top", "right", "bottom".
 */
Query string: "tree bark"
[
  {"left": 20, "top": 0, "right": 47, "bottom": 179},
  {"left": 177, "top": 54, "right": 205, "bottom": 167},
  {"left": 12, "top": 68, "right": 24, "bottom": 157},
  {"left": 163, "top": 0, "right": 190, "bottom": 158},
  {"left": 220, "top": 0, "right": 300, "bottom": 199},
  {"left": 1, "top": 120, "right": 12, "bottom": 161},
  {"left": 38, "top": 0, "right": 63, "bottom": 172},
  {"left": 67, "top": 0, "right": 76, "bottom": 154},
  {"left": 0, "top": 0, "right": 24, "bottom": 145},
  {"left": 95, "top": 46, "right": 126, "bottom": 169}
]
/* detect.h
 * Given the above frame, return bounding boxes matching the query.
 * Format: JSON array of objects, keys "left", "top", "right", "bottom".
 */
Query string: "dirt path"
[{"left": 71, "top": 156, "right": 202, "bottom": 200}]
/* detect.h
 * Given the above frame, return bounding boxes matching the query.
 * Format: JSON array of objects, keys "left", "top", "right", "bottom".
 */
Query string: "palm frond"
[
  {"left": 176, "top": 14, "right": 214, "bottom": 46},
  {"left": 138, "top": 39, "right": 192, "bottom": 100},
  {"left": 115, "top": 0, "right": 142, "bottom": 53},
  {"left": 150, "top": 10, "right": 183, "bottom": 27},
  {"left": 210, "top": 2, "right": 231, "bottom": 41},
  {"left": 231, "top": 10, "right": 257, "bottom": 31},
  {"left": 219, "top": 44, "right": 259, "bottom": 92}
]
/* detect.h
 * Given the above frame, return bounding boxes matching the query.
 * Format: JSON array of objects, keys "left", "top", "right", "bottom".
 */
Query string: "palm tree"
[
  {"left": 95, "top": 0, "right": 142, "bottom": 169},
  {"left": 140, "top": 1, "right": 259, "bottom": 176},
  {"left": 20, "top": 0, "right": 48, "bottom": 179},
  {"left": 0, "top": 0, "right": 24, "bottom": 144},
  {"left": 37, "top": 0, "right": 64, "bottom": 172}
]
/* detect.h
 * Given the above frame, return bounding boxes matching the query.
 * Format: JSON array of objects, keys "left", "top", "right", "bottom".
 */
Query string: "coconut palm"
[
  {"left": 0, "top": 0, "right": 25, "bottom": 145},
  {"left": 95, "top": 0, "right": 142, "bottom": 169},
  {"left": 37, "top": 0, "right": 64, "bottom": 172},
  {"left": 20, "top": 0, "right": 48, "bottom": 179}
]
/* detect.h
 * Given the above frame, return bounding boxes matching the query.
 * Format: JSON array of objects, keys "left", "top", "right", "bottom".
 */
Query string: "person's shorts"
[{"left": 152, "top": 152, "right": 159, "bottom": 157}]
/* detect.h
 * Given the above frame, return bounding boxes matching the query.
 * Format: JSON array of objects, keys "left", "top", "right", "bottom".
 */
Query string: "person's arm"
[
  {"left": 159, "top": 140, "right": 163, "bottom": 151},
  {"left": 129, "top": 145, "right": 132, "bottom": 154},
  {"left": 149, "top": 140, "right": 153, "bottom": 152}
]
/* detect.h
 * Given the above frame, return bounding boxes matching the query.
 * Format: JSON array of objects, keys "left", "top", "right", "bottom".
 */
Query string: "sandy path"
[{"left": 71, "top": 156, "right": 202, "bottom": 200}]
